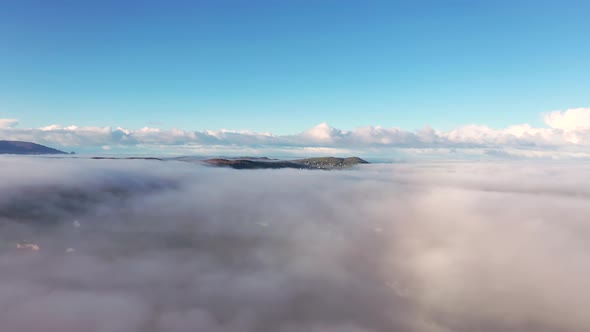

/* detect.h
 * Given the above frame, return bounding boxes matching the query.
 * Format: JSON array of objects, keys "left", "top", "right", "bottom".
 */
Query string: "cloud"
[
  {"left": 301, "top": 122, "right": 345, "bottom": 143},
  {"left": 2, "top": 108, "right": 590, "bottom": 157},
  {"left": 0, "top": 118, "right": 18, "bottom": 128},
  {"left": 0, "top": 158, "right": 589, "bottom": 331},
  {"left": 544, "top": 107, "right": 590, "bottom": 130}
]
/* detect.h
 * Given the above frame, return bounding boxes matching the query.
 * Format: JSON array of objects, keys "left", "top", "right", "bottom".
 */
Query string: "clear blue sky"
[{"left": 1, "top": 0, "right": 589, "bottom": 133}]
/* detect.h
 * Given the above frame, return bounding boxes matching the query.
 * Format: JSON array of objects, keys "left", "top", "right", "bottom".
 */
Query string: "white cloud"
[
  {"left": 544, "top": 107, "right": 590, "bottom": 130},
  {"left": 301, "top": 122, "right": 344, "bottom": 143},
  {"left": 2, "top": 108, "right": 590, "bottom": 158},
  {"left": 0, "top": 119, "right": 18, "bottom": 128}
]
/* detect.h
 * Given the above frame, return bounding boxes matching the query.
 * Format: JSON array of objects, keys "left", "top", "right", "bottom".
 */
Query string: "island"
[{"left": 202, "top": 156, "right": 369, "bottom": 170}]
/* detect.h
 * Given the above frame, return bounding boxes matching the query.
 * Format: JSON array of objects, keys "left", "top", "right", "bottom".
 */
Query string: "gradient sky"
[{"left": 1, "top": 0, "right": 589, "bottom": 134}]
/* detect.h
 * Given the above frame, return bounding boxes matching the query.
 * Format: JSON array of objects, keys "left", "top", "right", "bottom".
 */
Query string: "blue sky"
[{"left": 1, "top": 0, "right": 589, "bottom": 134}]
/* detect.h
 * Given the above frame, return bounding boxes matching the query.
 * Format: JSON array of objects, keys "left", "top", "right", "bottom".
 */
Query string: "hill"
[
  {"left": 0, "top": 141, "right": 67, "bottom": 155},
  {"left": 293, "top": 157, "right": 370, "bottom": 169},
  {"left": 202, "top": 156, "right": 369, "bottom": 170}
]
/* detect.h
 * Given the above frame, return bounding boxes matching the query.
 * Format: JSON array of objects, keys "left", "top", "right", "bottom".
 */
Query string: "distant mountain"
[
  {"left": 0, "top": 140, "right": 67, "bottom": 155},
  {"left": 203, "top": 156, "right": 369, "bottom": 170}
]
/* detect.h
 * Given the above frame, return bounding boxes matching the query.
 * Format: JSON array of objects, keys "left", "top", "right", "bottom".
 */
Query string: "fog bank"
[{"left": 1, "top": 157, "right": 589, "bottom": 332}]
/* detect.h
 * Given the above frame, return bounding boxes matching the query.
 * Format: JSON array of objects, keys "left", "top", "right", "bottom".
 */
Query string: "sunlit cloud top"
[{"left": 2, "top": 108, "right": 590, "bottom": 159}]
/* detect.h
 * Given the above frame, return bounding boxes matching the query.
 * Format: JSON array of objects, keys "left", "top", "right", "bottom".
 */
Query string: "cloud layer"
[
  {"left": 2, "top": 108, "right": 590, "bottom": 157},
  {"left": 1, "top": 158, "right": 589, "bottom": 331}
]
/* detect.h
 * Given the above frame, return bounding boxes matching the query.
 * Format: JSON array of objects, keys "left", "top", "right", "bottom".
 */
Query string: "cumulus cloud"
[
  {"left": 2, "top": 108, "right": 590, "bottom": 157},
  {"left": 544, "top": 107, "right": 590, "bottom": 130},
  {"left": 0, "top": 157, "right": 589, "bottom": 331}
]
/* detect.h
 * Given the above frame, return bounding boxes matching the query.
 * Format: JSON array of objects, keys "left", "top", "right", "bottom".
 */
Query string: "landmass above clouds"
[
  {"left": 91, "top": 155, "right": 371, "bottom": 170},
  {"left": 0, "top": 140, "right": 67, "bottom": 155}
]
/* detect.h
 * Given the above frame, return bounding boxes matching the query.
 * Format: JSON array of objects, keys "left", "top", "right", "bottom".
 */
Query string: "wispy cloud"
[{"left": 0, "top": 118, "right": 18, "bottom": 128}]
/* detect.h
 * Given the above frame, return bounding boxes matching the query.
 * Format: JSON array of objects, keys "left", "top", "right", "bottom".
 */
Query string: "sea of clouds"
[{"left": 0, "top": 157, "right": 589, "bottom": 332}]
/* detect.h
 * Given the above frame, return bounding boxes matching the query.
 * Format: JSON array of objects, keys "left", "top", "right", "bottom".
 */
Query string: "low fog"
[{"left": 1, "top": 157, "right": 589, "bottom": 332}]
